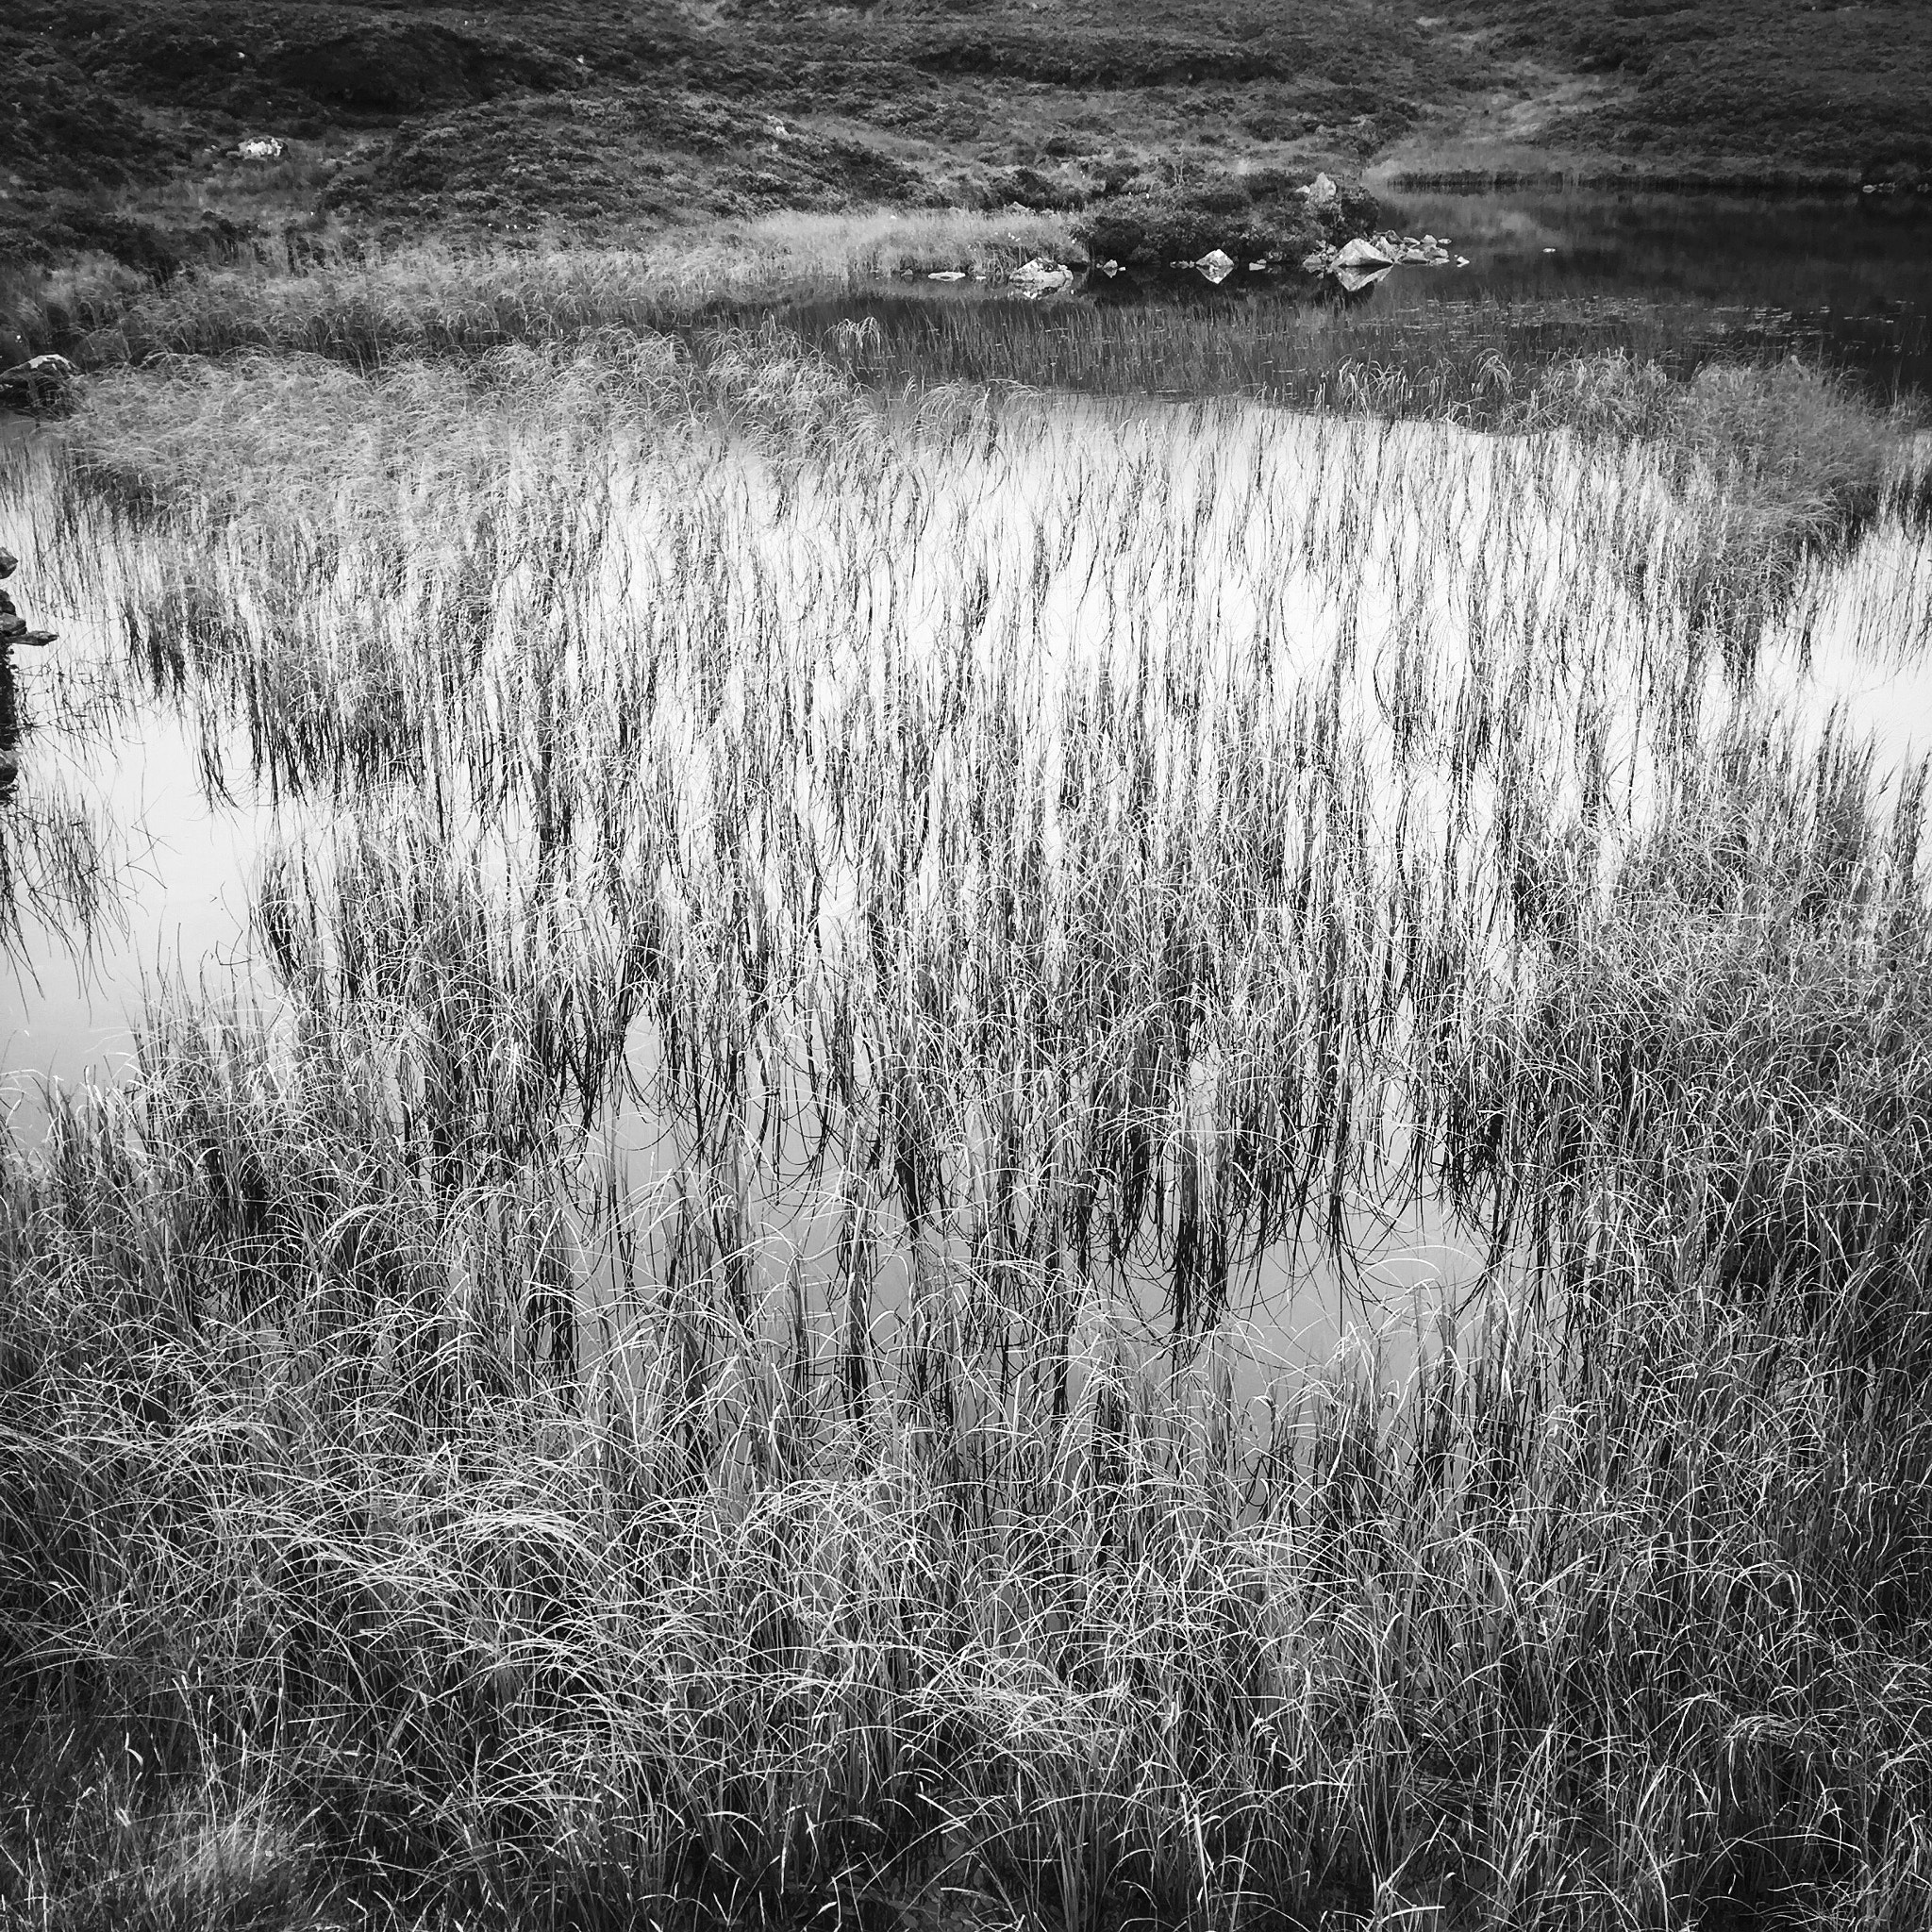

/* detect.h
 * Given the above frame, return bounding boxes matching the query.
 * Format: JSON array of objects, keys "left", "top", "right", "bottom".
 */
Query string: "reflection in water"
[
  {"left": 5, "top": 364, "right": 1929, "bottom": 1384},
  {"left": 1, "top": 541, "right": 17, "bottom": 803},
  {"left": 0, "top": 645, "right": 16, "bottom": 804}
]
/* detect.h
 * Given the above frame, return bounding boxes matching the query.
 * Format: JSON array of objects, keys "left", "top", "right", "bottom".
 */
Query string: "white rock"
[{"left": 1336, "top": 237, "right": 1394, "bottom": 270}]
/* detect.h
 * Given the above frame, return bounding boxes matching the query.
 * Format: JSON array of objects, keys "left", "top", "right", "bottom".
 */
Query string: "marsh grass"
[
  {"left": 5, "top": 325, "right": 1932, "bottom": 1926},
  {"left": 28, "top": 222, "right": 1074, "bottom": 374}
]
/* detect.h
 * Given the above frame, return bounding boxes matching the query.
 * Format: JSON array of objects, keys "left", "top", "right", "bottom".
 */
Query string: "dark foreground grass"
[{"left": 7, "top": 747, "right": 1932, "bottom": 1930}]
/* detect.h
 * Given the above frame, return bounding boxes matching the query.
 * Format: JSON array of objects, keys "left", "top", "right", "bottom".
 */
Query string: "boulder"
[
  {"left": 236, "top": 137, "right": 286, "bottom": 160},
  {"left": 0, "top": 353, "right": 78, "bottom": 415},
  {"left": 1008, "top": 258, "right": 1074, "bottom": 296},
  {"left": 1301, "top": 172, "right": 1339, "bottom": 206},
  {"left": 0, "top": 550, "right": 16, "bottom": 581},
  {"left": 1336, "top": 237, "right": 1394, "bottom": 270}
]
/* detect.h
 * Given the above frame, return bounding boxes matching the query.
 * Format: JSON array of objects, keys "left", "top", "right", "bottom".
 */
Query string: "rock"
[
  {"left": 17, "top": 631, "right": 56, "bottom": 648},
  {"left": 927, "top": 270, "right": 967, "bottom": 281},
  {"left": 1194, "top": 248, "right": 1236, "bottom": 283},
  {"left": 237, "top": 137, "right": 286, "bottom": 160},
  {"left": 1336, "top": 237, "right": 1394, "bottom": 270},
  {"left": 1249, "top": 260, "right": 1270, "bottom": 273},
  {"left": 1096, "top": 259, "right": 1121, "bottom": 276},
  {"left": 1301, "top": 172, "right": 1339, "bottom": 206},
  {"left": 1008, "top": 257, "right": 1074, "bottom": 295},
  {"left": 0, "top": 354, "right": 79, "bottom": 415},
  {"left": 0, "top": 615, "right": 25, "bottom": 640},
  {"left": 0, "top": 550, "right": 16, "bottom": 581}
]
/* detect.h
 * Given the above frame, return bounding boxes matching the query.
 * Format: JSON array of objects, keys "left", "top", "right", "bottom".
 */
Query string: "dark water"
[
  {"left": 1374, "top": 187, "right": 1932, "bottom": 400},
  {"left": 784, "top": 187, "right": 1932, "bottom": 407}
]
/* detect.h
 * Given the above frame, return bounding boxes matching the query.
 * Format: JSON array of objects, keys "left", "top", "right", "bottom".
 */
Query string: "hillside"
[
  {"left": 1, "top": 0, "right": 1927, "bottom": 288},
  {"left": 1422, "top": 0, "right": 1932, "bottom": 185}
]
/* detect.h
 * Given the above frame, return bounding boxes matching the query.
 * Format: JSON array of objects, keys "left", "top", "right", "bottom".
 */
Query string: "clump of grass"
[
  {"left": 1524, "top": 351, "right": 1924, "bottom": 648},
  {"left": 8, "top": 993, "right": 1932, "bottom": 1927}
]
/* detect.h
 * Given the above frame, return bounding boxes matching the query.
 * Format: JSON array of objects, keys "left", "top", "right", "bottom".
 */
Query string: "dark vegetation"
[
  {"left": 0, "top": 0, "right": 1455, "bottom": 276},
  {"left": 1445, "top": 0, "right": 1932, "bottom": 185},
  {"left": 8, "top": 0, "right": 1931, "bottom": 305}
]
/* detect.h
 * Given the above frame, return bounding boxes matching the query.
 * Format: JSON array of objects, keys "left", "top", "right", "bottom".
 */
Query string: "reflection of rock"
[{"left": 926, "top": 270, "right": 966, "bottom": 281}]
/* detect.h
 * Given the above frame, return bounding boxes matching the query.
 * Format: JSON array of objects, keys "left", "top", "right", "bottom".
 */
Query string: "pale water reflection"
[{"left": 4, "top": 376, "right": 1926, "bottom": 1379}]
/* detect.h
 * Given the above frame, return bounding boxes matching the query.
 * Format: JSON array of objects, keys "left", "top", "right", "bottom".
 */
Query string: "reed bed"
[
  {"left": 3, "top": 327, "right": 1932, "bottom": 1928},
  {"left": 33, "top": 221, "right": 1075, "bottom": 374}
]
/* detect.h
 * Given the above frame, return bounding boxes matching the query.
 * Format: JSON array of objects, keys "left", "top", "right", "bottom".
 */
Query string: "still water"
[{"left": 782, "top": 187, "right": 1932, "bottom": 407}]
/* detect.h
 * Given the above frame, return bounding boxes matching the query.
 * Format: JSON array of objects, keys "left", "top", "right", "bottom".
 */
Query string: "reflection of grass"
[{"left": 7, "top": 334, "right": 1932, "bottom": 1927}]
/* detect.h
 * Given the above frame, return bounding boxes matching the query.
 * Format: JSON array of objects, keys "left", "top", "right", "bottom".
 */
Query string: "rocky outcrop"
[
  {"left": 1302, "top": 229, "right": 1458, "bottom": 291},
  {"left": 1008, "top": 257, "right": 1075, "bottom": 297},
  {"left": 1072, "top": 168, "right": 1383, "bottom": 274},
  {"left": 0, "top": 353, "right": 79, "bottom": 416}
]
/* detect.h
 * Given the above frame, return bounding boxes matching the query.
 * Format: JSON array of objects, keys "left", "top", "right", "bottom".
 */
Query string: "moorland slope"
[{"left": 3, "top": 0, "right": 1928, "bottom": 291}]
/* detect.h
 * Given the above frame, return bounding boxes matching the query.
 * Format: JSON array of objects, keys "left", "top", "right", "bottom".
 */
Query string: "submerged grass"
[{"left": 4, "top": 324, "right": 1932, "bottom": 1927}]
